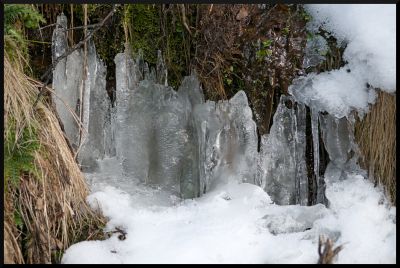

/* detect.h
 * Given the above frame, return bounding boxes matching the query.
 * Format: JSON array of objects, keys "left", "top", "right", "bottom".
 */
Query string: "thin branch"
[
  {"left": 38, "top": 22, "right": 61, "bottom": 31},
  {"left": 64, "top": 24, "right": 99, "bottom": 31},
  {"left": 38, "top": 23, "right": 100, "bottom": 32},
  {"left": 180, "top": 4, "right": 192, "bottom": 36}
]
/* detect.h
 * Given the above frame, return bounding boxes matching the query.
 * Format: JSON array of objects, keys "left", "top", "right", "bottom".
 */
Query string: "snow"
[
  {"left": 305, "top": 4, "right": 396, "bottom": 92},
  {"left": 290, "top": 4, "right": 396, "bottom": 118},
  {"left": 61, "top": 158, "right": 395, "bottom": 264}
]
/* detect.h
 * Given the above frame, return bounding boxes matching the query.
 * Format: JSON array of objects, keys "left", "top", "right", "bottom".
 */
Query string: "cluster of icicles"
[{"left": 52, "top": 14, "right": 359, "bottom": 205}]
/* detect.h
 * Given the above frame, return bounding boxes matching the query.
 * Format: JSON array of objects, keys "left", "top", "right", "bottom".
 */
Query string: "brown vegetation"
[
  {"left": 193, "top": 4, "right": 308, "bottom": 135},
  {"left": 355, "top": 91, "right": 396, "bottom": 205},
  {"left": 317, "top": 235, "right": 343, "bottom": 264}
]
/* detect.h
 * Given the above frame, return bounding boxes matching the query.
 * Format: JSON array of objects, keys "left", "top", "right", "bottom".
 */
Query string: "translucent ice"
[
  {"left": 258, "top": 95, "right": 308, "bottom": 205},
  {"left": 262, "top": 203, "right": 330, "bottom": 235},
  {"left": 52, "top": 14, "right": 82, "bottom": 149},
  {"left": 303, "top": 34, "right": 329, "bottom": 69},
  {"left": 78, "top": 39, "right": 113, "bottom": 172}
]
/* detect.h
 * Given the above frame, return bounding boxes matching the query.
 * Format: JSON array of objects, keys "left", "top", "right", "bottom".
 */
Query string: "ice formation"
[
  {"left": 302, "top": 34, "right": 329, "bottom": 69},
  {"left": 52, "top": 17, "right": 112, "bottom": 172},
  {"left": 258, "top": 95, "right": 308, "bottom": 205},
  {"left": 52, "top": 14, "right": 82, "bottom": 149},
  {"left": 78, "top": 38, "right": 114, "bottom": 172},
  {"left": 51, "top": 15, "right": 311, "bottom": 204},
  {"left": 113, "top": 49, "right": 258, "bottom": 198}
]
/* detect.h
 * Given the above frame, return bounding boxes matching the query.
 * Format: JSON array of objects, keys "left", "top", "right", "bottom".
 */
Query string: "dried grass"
[
  {"left": 4, "top": 52, "right": 105, "bottom": 264},
  {"left": 355, "top": 90, "right": 396, "bottom": 205}
]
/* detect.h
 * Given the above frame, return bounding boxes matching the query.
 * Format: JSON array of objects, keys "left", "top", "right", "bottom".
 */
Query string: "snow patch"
[{"left": 290, "top": 4, "right": 396, "bottom": 118}]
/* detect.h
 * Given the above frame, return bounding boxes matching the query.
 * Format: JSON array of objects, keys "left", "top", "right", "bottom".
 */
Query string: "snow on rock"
[
  {"left": 289, "top": 68, "right": 376, "bottom": 118},
  {"left": 290, "top": 4, "right": 396, "bottom": 118},
  {"left": 305, "top": 4, "right": 396, "bottom": 92}
]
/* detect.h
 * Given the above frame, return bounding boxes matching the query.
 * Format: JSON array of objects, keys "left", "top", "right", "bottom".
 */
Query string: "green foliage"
[
  {"left": 306, "top": 31, "right": 315, "bottom": 41},
  {"left": 222, "top": 64, "right": 246, "bottom": 95},
  {"left": 125, "top": 4, "right": 161, "bottom": 65},
  {"left": 300, "top": 8, "right": 312, "bottom": 22},
  {"left": 282, "top": 27, "right": 290, "bottom": 35},
  {"left": 256, "top": 48, "right": 272, "bottom": 60},
  {"left": 4, "top": 121, "right": 41, "bottom": 188},
  {"left": 255, "top": 39, "right": 273, "bottom": 61},
  {"left": 4, "top": 4, "right": 46, "bottom": 63},
  {"left": 123, "top": 4, "right": 191, "bottom": 89},
  {"left": 4, "top": 4, "right": 46, "bottom": 29},
  {"left": 14, "top": 209, "right": 24, "bottom": 229},
  {"left": 262, "top": 39, "right": 273, "bottom": 48}
]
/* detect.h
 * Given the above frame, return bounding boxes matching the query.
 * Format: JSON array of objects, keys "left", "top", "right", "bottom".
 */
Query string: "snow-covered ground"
[{"left": 62, "top": 158, "right": 395, "bottom": 264}]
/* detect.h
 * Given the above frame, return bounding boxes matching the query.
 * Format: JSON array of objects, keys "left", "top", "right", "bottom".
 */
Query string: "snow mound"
[{"left": 290, "top": 4, "right": 396, "bottom": 118}]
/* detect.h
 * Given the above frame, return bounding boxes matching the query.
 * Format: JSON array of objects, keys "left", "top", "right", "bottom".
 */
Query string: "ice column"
[
  {"left": 78, "top": 39, "right": 113, "bottom": 171},
  {"left": 259, "top": 95, "right": 308, "bottom": 205},
  {"left": 52, "top": 14, "right": 82, "bottom": 149}
]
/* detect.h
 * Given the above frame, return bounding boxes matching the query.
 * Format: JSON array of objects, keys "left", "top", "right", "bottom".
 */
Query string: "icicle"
[
  {"left": 77, "top": 38, "right": 112, "bottom": 172},
  {"left": 310, "top": 107, "right": 321, "bottom": 203},
  {"left": 52, "top": 14, "right": 82, "bottom": 149},
  {"left": 261, "top": 95, "right": 308, "bottom": 205},
  {"left": 156, "top": 50, "right": 168, "bottom": 86},
  {"left": 294, "top": 101, "right": 308, "bottom": 206}
]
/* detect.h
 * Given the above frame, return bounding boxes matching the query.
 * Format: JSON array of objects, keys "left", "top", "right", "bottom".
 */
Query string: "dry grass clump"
[
  {"left": 4, "top": 53, "right": 105, "bottom": 264},
  {"left": 355, "top": 90, "right": 396, "bottom": 205}
]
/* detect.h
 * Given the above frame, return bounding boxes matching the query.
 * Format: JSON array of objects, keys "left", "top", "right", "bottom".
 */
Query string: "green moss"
[
  {"left": 125, "top": 4, "right": 161, "bottom": 65},
  {"left": 4, "top": 4, "right": 45, "bottom": 72},
  {"left": 124, "top": 4, "right": 191, "bottom": 89},
  {"left": 300, "top": 7, "right": 312, "bottom": 22}
]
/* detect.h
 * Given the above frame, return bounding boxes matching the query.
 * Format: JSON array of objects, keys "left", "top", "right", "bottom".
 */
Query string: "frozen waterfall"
[{"left": 51, "top": 14, "right": 349, "bottom": 205}]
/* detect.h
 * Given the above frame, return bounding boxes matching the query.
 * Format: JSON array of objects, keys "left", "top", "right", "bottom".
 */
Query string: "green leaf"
[
  {"left": 282, "top": 27, "right": 290, "bottom": 35},
  {"left": 14, "top": 210, "right": 24, "bottom": 229},
  {"left": 4, "top": 120, "right": 41, "bottom": 188},
  {"left": 262, "top": 39, "right": 273, "bottom": 48}
]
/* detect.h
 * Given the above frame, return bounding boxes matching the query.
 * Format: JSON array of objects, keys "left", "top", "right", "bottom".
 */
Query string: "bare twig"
[
  {"left": 317, "top": 235, "right": 344, "bottom": 264},
  {"left": 63, "top": 24, "right": 99, "bottom": 31},
  {"left": 38, "top": 22, "right": 99, "bottom": 32},
  {"left": 38, "top": 22, "right": 61, "bottom": 31},
  {"left": 180, "top": 4, "right": 192, "bottom": 36},
  {"left": 113, "top": 227, "right": 127, "bottom": 240}
]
